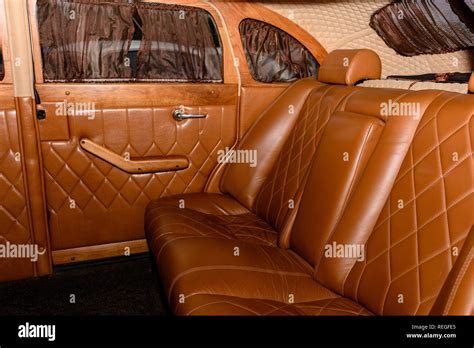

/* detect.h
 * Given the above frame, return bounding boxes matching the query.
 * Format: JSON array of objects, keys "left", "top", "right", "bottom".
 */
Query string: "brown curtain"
[
  {"left": 370, "top": 0, "right": 474, "bottom": 57},
  {"left": 0, "top": 48, "right": 4, "bottom": 81},
  {"left": 135, "top": 3, "right": 222, "bottom": 82},
  {"left": 239, "top": 19, "right": 318, "bottom": 83},
  {"left": 37, "top": 0, "right": 135, "bottom": 82}
]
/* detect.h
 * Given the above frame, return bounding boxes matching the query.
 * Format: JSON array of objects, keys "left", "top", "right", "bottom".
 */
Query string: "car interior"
[{"left": 0, "top": 0, "right": 472, "bottom": 341}]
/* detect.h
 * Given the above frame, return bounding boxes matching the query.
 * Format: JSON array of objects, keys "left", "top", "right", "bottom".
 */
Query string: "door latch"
[{"left": 172, "top": 109, "right": 207, "bottom": 121}]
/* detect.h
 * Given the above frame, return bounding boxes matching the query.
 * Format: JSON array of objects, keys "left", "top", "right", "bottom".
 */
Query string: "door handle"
[
  {"left": 79, "top": 138, "right": 189, "bottom": 174},
  {"left": 172, "top": 109, "right": 207, "bottom": 121}
]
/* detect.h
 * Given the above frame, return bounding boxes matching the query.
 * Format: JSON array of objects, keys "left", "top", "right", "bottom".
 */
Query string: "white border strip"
[{"left": 4, "top": 0, "right": 34, "bottom": 97}]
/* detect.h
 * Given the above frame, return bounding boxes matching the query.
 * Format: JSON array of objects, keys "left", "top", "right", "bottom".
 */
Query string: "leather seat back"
[
  {"left": 254, "top": 84, "right": 358, "bottom": 235},
  {"left": 220, "top": 78, "right": 323, "bottom": 209},
  {"left": 229, "top": 49, "right": 383, "bottom": 236},
  {"left": 289, "top": 88, "right": 439, "bottom": 265},
  {"left": 315, "top": 91, "right": 474, "bottom": 315}
]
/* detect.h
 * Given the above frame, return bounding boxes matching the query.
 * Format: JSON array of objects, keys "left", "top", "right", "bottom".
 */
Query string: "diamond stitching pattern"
[
  {"left": 255, "top": 86, "right": 354, "bottom": 231},
  {"left": 147, "top": 205, "right": 278, "bottom": 250},
  {"left": 42, "top": 106, "right": 237, "bottom": 249},
  {"left": 0, "top": 110, "right": 30, "bottom": 243},
  {"left": 262, "top": 1, "right": 473, "bottom": 78},
  {"left": 345, "top": 94, "right": 473, "bottom": 315}
]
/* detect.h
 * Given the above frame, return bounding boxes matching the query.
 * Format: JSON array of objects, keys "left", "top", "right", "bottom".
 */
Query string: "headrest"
[
  {"left": 469, "top": 73, "right": 474, "bottom": 93},
  {"left": 318, "top": 49, "right": 382, "bottom": 85}
]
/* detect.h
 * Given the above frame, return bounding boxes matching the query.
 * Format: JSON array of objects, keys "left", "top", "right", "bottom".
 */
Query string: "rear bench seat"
[{"left": 145, "top": 49, "right": 474, "bottom": 315}]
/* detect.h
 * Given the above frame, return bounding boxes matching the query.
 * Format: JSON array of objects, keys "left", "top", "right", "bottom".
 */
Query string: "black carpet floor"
[{"left": 0, "top": 254, "right": 167, "bottom": 315}]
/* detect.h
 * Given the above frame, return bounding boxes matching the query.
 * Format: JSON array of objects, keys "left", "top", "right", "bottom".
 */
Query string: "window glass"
[
  {"left": 36, "top": 0, "right": 223, "bottom": 83},
  {"left": 239, "top": 18, "right": 318, "bottom": 83},
  {"left": 135, "top": 2, "right": 222, "bottom": 82}
]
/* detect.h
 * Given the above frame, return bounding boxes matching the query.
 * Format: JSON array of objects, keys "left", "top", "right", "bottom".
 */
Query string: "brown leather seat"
[
  {"left": 145, "top": 51, "right": 474, "bottom": 315},
  {"left": 146, "top": 77, "right": 326, "bottom": 248},
  {"left": 146, "top": 50, "right": 381, "bottom": 248}
]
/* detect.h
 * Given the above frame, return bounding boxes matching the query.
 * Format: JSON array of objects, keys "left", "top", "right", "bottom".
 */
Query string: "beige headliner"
[
  {"left": 261, "top": 0, "right": 473, "bottom": 78},
  {"left": 3, "top": 0, "right": 472, "bottom": 95}
]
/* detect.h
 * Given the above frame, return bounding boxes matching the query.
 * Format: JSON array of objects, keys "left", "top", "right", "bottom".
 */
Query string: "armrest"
[{"left": 79, "top": 138, "right": 189, "bottom": 174}]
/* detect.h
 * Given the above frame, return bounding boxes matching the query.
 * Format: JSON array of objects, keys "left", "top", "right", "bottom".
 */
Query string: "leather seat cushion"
[
  {"left": 147, "top": 193, "right": 250, "bottom": 215},
  {"left": 146, "top": 206, "right": 279, "bottom": 248},
  {"left": 149, "top": 237, "right": 367, "bottom": 314},
  {"left": 175, "top": 293, "right": 373, "bottom": 316},
  {"left": 146, "top": 193, "right": 279, "bottom": 254}
]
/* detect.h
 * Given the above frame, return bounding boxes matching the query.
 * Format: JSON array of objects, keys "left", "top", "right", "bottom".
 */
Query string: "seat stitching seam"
[
  {"left": 443, "top": 248, "right": 473, "bottom": 314},
  {"left": 372, "top": 153, "right": 471, "bottom": 231},
  {"left": 314, "top": 122, "right": 374, "bottom": 275},
  {"left": 392, "top": 113, "right": 468, "bottom": 187},
  {"left": 168, "top": 265, "right": 313, "bottom": 302}
]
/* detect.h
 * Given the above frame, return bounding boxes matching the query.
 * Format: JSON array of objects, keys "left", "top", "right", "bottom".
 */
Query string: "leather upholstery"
[
  {"left": 289, "top": 109, "right": 383, "bottom": 264},
  {"left": 153, "top": 238, "right": 328, "bottom": 308},
  {"left": 146, "top": 196, "right": 277, "bottom": 248},
  {"left": 318, "top": 49, "right": 382, "bottom": 85},
  {"left": 313, "top": 89, "right": 440, "bottom": 283},
  {"left": 42, "top": 105, "right": 237, "bottom": 250},
  {"left": 145, "top": 49, "right": 473, "bottom": 315},
  {"left": 430, "top": 228, "right": 473, "bottom": 315},
  {"left": 146, "top": 83, "right": 359, "bottom": 251},
  {"left": 146, "top": 192, "right": 257, "bottom": 254},
  {"left": 0, "top": 106, "right": 33, "bottom": 281},
  {"left": 147, "top": 88, "right": 440, "bottom": 313},
  {"left": 239, "top": 86, "right": 287, "bottom": 138},
  {"left": 174, "top": 294, "right": 372, "bottom": 316},
  {"left": 221, "top": 78, "right": 322, "bottom": 209},
  {"left": 148, "top": 193, "right": 249, "bottom": 215},
  {"left": 469, "top": 72, "right": 474, "bottom": 93},
  {"left": 0, "top": 96, "right": 52, "bottom": 282},
  {"left": 254, "top": 85, "right": 356, "bottom": 239},
  {"left": 15, "top": 98, "right": 51, "bottom": 277},
  {"left": 335, "top": 92, "right": 474, "bottom": 315}
]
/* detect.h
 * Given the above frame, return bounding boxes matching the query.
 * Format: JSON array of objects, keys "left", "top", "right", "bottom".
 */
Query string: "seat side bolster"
[{"left": 314, "top": 90, "right": 441, "bottom": 295}]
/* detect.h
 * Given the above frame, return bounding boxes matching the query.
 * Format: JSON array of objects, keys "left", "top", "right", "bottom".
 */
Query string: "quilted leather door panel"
[
  {"left": 38, "top": 84, "right": 238, "bottom": 251},
  {"left": 0, "top": 94, "right": 33, "bottom": 281},
  {"left": 28, "top": 0, "right": 240, "bottom": 259},
  {"left": 0, "top": 0, "right": 52, "bottom": 281},
  {"left": 0, "top": 90, "right": 52, "bottom": 281}
]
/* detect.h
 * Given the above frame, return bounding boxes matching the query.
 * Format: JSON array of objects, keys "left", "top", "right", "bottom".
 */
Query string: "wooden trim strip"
[
  {"left": 80, "top": 138, "right": 189, "bottom": 174},
  {"left": 52, "top": 239, "right": 149, "bottom": 265},
  {"left": 36, "top": 83, "right": 238, "bottom": 108}
]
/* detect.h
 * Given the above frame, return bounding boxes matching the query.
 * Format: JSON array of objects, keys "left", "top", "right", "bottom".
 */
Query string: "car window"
[
  {"left": 36, "top": 0, "right": 223, "bottom": 83},
  {"left": 239, "top": 18, "right": 318, "bottom": 83}
]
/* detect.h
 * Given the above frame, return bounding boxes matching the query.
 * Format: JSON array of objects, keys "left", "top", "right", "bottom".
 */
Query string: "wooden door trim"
[
  {"left": 211, "top": 1, "right": 327, "bottom": 86},
  {"left": 36, "top": 83, "right": 238, "bottom": 108},
  {"left": 52, "top": 239, "right": 149, "bottom": 265}
]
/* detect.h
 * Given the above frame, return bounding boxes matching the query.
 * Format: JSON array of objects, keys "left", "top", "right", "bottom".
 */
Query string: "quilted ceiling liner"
[{"left": 370, "top": 0, "right": 474, "bottom": 57}]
